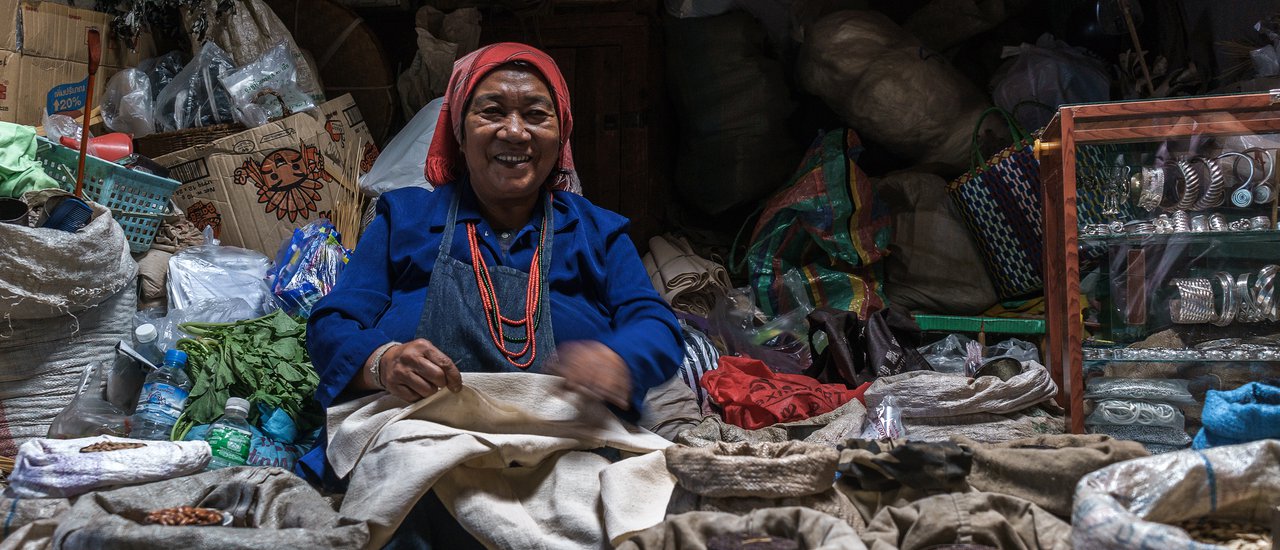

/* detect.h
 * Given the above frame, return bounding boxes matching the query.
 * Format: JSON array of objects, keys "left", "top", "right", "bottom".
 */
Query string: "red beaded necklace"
[{"left": 464, "top": 204, "right": 551, "bottom": 369}]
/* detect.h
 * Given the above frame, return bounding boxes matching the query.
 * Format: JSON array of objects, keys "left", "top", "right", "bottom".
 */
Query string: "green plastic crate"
[{"left": 912, "top": 314, "right": 1046, "bottom": 335}]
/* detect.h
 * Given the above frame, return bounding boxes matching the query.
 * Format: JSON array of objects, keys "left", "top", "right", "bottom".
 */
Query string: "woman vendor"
[{"left": 301, "top": 43, "right": 684, "bottom": 546}]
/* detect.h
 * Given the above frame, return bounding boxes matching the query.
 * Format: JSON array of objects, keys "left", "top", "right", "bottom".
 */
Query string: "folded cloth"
[
  {"left": 863, "top": 361, "right": 1058, "bottom": 418},
  {"left": 643, "top": 234, "right": 732, "bottom": 317},
  {"left": 664, "top": 442, "right": 862, "bottom": 533},
  {"left": 0, "top": 122, "right": 57, "bottom": 199},
  {"left": 702, "top": 355, "right": 867, "bottom": 430},
  {"left": 617, "top": 507, "right": 866, "bottom": 550},
  {"left": 677, "top": 323, "right": 722, "bottom": 417},
  {"left": 863, "top": 492, "right": 1071, "bottom": 550},
  {"left": 326, "top": 372, "right": 676, "bottom": 550},
  {"left": 837, "top": 439, "right": 973, "bottom": 493},
  {"left": 957, "top": 434, "right": 1149, "bottom": 518},
  {"left": 8, "top": 436, "right": 210, "bottom": 498},
  {"left": 1193, "top": 382, "right": 1280, "bottom": 449},
  {"left": 678, "top": 398, "right": 867, "bottom": 448}
]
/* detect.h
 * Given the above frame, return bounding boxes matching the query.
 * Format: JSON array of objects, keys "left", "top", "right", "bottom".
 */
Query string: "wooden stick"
[{"left": 1119, "top": 0, "right": 1156, "bottom": 97}]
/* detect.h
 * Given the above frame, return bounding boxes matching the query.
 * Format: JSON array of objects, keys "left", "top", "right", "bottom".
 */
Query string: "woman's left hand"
[{"left": 547, "top": 341, "right": 632, "bottom": 409}]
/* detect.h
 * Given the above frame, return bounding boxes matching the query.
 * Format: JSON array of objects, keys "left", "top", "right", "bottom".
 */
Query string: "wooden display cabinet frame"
[{"left": 1037, "top": 92, "right": 1280, "bottom": 433}]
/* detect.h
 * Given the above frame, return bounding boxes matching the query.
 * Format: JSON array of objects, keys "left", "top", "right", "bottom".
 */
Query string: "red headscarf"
[{"left": 425, "top": 42, "right": 581, "bottom": 194}]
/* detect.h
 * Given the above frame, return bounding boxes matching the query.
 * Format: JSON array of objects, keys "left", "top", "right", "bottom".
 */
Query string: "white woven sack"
[
  {"left": 863, "top": 361, "right": 1058, "bottom": 418},
  {"left": 0, "top": 200, "right": 136, "bottom": 320},
  {"left": 9, "top": 435, "right": 210, "bottom": 498}
]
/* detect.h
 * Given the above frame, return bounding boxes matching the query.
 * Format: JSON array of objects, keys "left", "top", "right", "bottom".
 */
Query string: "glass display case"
[{"left": 1037, "top": 92, "right": 1280, "bottom": 451}]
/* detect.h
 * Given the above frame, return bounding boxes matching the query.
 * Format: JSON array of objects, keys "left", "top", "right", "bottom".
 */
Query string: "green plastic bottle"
[{"left": 204, "top": 397, "right": 253, "bottom": 470}]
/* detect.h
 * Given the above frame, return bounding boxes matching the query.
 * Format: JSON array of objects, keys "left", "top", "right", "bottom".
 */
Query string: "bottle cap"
[
  {"left": 164, "top": 349, "right": 188, "bottom": 366},
  {"left": 134, "top": 324, "right": 157, "bottom": 343},
  {"left": 225, "top": 397, "right": 250, "bottom": 415}
]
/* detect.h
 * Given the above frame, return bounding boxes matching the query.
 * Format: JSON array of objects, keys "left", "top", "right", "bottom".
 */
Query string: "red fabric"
[
  {"left": 425, "top": 42, "right": 579, "bottom": 193},
  {"left": 701, "top": 355, "right": 868, "bottom": 430}
]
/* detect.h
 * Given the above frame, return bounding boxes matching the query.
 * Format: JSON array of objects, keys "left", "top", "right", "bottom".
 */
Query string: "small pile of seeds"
[
  {"left": 145, "top": 506, "right": 225, "bottom": 526},
  {"left": 80, "top": 442, "right": 146, "bottom": 453},
  {"left": 1175, "top": 518, "right": 1272, "bottom": 550}
]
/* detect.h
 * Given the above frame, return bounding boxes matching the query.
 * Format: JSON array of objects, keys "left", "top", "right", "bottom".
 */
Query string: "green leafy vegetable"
[{"left": 174, "top": 310, "right": 321, "bottom": 440}]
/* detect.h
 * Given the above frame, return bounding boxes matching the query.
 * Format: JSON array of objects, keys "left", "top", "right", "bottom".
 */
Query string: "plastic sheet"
[
  {"left": 153, "top": 42, "right": 236, "bottom": 132},
  {"left": 1073, "top": 439, "right": 1280, "bottom": 549},
  {"left": 991, "top": 34, "right": 1111, "bottom": 132},
  {"left": 1082, "top": 377, "right": 1197, "bottom": 408},
  {"left": 166, "top": 229, "right": 278, "bottom": 319},
  {"left": 220, "top": 41, "right": 316, "bottom": 127},
  {"left": 360, "top": 97, "right": 441, "bottom": 196},
  {"left": 102, "top": 69, "right": 155, "bottom": 137}
]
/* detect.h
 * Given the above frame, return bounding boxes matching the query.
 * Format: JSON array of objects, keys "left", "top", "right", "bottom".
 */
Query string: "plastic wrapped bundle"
[{"left": 1074, "top": 439, "right": 1280, "bottom": 549}]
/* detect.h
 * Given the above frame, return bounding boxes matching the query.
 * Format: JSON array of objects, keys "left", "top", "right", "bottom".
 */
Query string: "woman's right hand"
[{"left": 366, "top": 339, "right": 464, "bottom": 402}]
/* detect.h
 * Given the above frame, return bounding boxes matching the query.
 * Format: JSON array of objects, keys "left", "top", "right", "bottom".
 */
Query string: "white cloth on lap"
[
  {"left": 8, "top": 436, "right": 210, "bottom": 498},
  {"left": 327, "top": 372, "right": 677, "bottom": 550}
]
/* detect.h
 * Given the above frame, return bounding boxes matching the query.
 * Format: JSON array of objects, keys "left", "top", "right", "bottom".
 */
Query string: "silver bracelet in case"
[{"left": 370, "top": 341, "right": 403, "bottom": 389}]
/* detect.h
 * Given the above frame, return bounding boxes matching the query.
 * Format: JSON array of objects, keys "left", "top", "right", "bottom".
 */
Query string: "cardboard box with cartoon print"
[{"left": 156, "top": 94, "right": 380, "bottom": 256}]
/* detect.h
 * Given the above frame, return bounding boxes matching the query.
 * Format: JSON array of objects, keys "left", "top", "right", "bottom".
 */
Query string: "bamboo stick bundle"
[{"left": 330, "top": 138, "right": 367, "bottom": 250}]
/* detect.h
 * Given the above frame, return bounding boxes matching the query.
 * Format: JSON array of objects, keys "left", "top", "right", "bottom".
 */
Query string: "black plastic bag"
[{"left": 805, "top": 306, "right": 931, "bottom": 387}]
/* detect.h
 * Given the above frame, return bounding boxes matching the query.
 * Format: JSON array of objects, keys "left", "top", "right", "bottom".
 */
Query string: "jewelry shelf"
[{"left": 1038, "top": 92, "right": 1280, "bottom": 436}]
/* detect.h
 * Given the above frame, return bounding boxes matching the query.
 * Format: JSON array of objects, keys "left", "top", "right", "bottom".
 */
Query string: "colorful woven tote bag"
[
  {"left": 746, "top": 128, "right": 891, "bottom": 317},
  {"left": 947, "top": 107, "right": 1045, "bottom": 300}
]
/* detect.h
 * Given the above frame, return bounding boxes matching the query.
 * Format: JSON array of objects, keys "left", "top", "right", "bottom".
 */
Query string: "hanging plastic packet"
[
  {"left": 219, "top": 41, "right": 317, "bottom": 128},
  {"left": 153, "top": 42, "right": 237, "bottom": 131},
  {"left": 869, "top": 396, "right": 906, "bottom": 439},
  {"left": 964, "top": 340, "right": 984, "bottom": 378},
  {"left": 267, "top": 219, "right": 350, "bottom": 318}
]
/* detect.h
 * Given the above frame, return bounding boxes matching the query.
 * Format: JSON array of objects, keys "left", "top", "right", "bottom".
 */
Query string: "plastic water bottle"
[
  {"left": 130, "top": 349, "right": 192, "bottom": 440},
  {"left": 133, "top": 323, "right": 165, "bottom": 368},
  {"left": 205, "top": 398, "right": 254, "bottom": 470}
]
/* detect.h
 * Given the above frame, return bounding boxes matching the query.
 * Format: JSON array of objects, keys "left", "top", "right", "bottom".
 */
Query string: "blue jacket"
[{"left": 299, "top": 183, "right": 682, "bottom": 482}]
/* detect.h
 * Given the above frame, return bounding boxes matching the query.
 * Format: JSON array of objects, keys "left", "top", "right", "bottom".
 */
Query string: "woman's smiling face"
[{"left": 461, "top": 66, "right": 561, "bottom": 204}]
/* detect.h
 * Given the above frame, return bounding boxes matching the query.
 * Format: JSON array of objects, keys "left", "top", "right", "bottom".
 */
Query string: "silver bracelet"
[
  {"left": 369, "top": 341, "right": 402, "bottom": 389},
  {"left": 1212, "top": 271, "right": 1236, "bottom": 327},
  {"left": 1137, "top": 166, "right": 1165, "bottom": 211},
  {"left": 1171, "top": 278, "right": 1216, "bottom": 324},
  {"left": 1175, "top": 160, "right": 1202, "bottom": 210},
  {"left": 1191, "top": 156, "right": 1226, "bottom": 210}
]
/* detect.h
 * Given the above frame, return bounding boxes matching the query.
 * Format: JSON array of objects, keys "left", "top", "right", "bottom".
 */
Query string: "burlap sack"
[
  {"left": 677, "top": 398, "right": 867, "bottom": 448},
  {"left": 898, "top": 408, "right": 1065, "bottom": 443},
  {"left": 1073, "top": 439, "right": 1280, "bottom": 549},
  {"left": 665, "top": 441, "right": 863, "bottom": 531},
  {"left": 876, "top": 171, "right": 998, "bottom": 315},
  {"left": 797, "top": 11, "right": 993, "bottom": 171},
  {"left": 618, "top": 507, "right": 866, "bottom": 550},
  {"left": 0, "top": 467, "right": 368, "bottom": 550},
  {"left": 957, "top": 434, "right": 1149, "bottom": 518},
  {"left": 863, "top": 492, "right": 1071, "bottom": 550}
]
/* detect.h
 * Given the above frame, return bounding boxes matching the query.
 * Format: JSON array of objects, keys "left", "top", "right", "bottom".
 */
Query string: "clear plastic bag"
[
  {"left": 136, "top": 51, "right": 185, "bottom": 100},
  {"left": 991, "top": 33, "right": 1111, "bottom": 131},
  {"left": 218, "top": 41, "right": 317, "bottom": 128},
  {"left": 167, "top": 228, "right": 279, "bottom": 318},
  {"left": 860, "top": 395, "right": 906, "bottom": 439},
  {"left": 918, "top": 335, "right": 1041, "bottom": 376},
  {"left": 42, "top": 113, "right": 87, "bottom": 146},
  {"left": 706, "top": 285, "right": 811, "bottom": 374},
  {"left": 1085, "top": 399, "right": 1186, "bottom": 430},
  {"left": 102, "top": 69, "right": 155, "bottom": 137},
  {"left": 153, "top": 42, "right": 237, "bottom": 132},
  {"left": 1082, "top": 377, "right": 1197, "bottom": 408},
  {"left": 47, "top": 362, "right": 129, "bottom": 439},
  {"left": 266, "top": 219, "right": 349, "bottom": 318}
]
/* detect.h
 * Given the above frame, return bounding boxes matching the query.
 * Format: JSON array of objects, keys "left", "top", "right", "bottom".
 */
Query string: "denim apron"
[
  {"left": 385, "top": 190, "right": 556, "bottom": 550},
  {"left": 413, "top": 189, "right": 555, "bottom": 373}
]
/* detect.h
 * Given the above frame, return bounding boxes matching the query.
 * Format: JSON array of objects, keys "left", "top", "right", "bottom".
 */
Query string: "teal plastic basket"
[{"left": 35, "top": 138, "right": 181, "bottom": 253}]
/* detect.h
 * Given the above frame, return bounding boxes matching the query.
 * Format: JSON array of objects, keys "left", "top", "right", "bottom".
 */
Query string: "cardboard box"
[
  {"left": 156, "top": 94, "right": 380, "bottom": 256},
  {"left": 0, "top": 0, "right": 156, "bottom": 125}
]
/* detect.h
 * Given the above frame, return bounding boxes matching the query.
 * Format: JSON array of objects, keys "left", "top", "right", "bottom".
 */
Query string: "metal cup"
[{"left": 0, "top": 198, "right": 29, "bottom": 226}]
